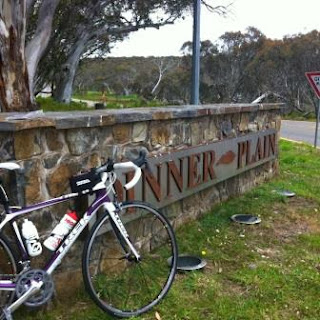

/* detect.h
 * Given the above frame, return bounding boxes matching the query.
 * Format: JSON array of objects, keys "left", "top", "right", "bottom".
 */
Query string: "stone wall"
[{"left": 0, "top": 103, "right": 281, "bottom": 291}]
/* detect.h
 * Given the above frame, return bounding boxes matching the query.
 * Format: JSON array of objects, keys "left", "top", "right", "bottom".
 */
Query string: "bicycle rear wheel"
[
  {"left": 0, "top": 234, "right": 19, "bottom": 308},
  {"left": 82, "top": 201, "right": 178, "bottom": 318}
]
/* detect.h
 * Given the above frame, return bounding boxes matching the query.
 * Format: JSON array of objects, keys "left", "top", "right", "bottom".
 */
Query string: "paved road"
[{"left": 281, "top": 120, "right": 320, "bottom": 147}]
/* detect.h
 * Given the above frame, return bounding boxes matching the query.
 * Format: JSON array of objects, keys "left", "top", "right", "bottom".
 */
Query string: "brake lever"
[{"left": 132, "top": 150, "right": 147, "bottom": 168}]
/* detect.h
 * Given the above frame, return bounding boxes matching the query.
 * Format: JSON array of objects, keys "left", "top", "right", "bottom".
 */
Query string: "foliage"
[
  {"left": 1, "top": 0, "right": 230, "bottom": 111},
  {"left": 35, "top": 0, "right": 229, "bottom": 103},
  {"left": 75, "top": 28, "right": 320, "bottom": 112},
  {"left": 74, "top": 57, "right": 183, "bottom": 100}
]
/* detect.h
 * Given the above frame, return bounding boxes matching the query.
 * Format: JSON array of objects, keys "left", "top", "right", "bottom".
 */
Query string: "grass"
[
  {"left": 36, "top": 93, "right": 166, "bottom": 111},
  {"left": 36, "top": 97, "right": 89, "bottom": 111},
  {"left": 282, "top": 111, "right": 316, "bottom": 122},
  {"left": 15, "top": 140, "right": 320, "bottom": 319},
  {"left": 72, "top": 91, "right": 166, "bottom": 109}
]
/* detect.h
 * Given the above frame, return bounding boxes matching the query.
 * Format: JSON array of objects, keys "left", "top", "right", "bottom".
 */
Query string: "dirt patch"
[
  {"left": 255, "top": 247, "right": 280, "bottom": 258},
  {"left": 220, "top": 279, "right": 248, "bottom": 297},
  {"left": 265, "top": 197, "right": 320, "bottom": 242}
]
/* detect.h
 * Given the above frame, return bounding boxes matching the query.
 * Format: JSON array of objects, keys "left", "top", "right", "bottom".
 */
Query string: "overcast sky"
[{"left": 110, "top": 0, "right": 320, "bottom": 57}]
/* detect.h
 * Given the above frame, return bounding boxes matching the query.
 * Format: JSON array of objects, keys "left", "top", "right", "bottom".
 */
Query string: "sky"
[{"left": 110, "top": 0, "right": 320, "bottom": 57}]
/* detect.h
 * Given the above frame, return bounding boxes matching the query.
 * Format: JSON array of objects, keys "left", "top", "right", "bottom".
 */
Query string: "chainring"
[{"left": 15, "top": 269, "right": 54, "bottom": 307}]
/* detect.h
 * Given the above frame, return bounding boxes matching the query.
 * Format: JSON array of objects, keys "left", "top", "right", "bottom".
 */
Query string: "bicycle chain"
[
  {"left": 15, "top": 269, "right": 54, "bottom": 307},
  {"left": 0, "top": 274, "right": 17, "bottom": 280}
]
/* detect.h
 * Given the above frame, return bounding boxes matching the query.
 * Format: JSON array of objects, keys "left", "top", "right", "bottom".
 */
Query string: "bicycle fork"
[{"left": 104, "top": 203, "right": 141, "bottom": 261}]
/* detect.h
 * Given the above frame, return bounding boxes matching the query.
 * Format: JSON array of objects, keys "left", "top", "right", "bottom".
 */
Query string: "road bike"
[{"left": 0, "top": 152, "right": 178, "bottom": 319}]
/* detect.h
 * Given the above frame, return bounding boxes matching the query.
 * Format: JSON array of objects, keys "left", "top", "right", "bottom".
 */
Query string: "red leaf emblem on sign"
[{"left": 217, "top": 151, "right": 236, "bottom": 165}]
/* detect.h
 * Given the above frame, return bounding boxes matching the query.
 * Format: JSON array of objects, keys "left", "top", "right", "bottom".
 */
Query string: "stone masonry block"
[
  {"left": 132, "top": 122, "right": 147, "bottom": 142},
  {"left": 0, "top": 133, "right": 14, "bottom": 161},
  {"left": 66, "top": 128, "right": 99, "bottom": 156},
  {"left": 23, "top": 159, "right": 44, "bottom": 204},
  {"left": 150, "top": 123, "right": 170, "bottom": 146},
  {"left": 47, "top": 162, "right": 74, "bottom": 197},
  {"left": 14, "top": 129, "right": 41, "bottom": 160},
  {"left": 113, "top": 124, "right": 131, "bottom": 144},
  {"left": 45, "top": 128, "right": 65, "bottom": 152}
]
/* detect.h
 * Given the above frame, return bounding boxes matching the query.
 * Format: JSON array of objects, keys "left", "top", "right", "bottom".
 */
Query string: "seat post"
[
  {"left": 0, "top": 181, "right": 10, "bottom": 213},
  {"left": 15, "top": 169, "right": 25, "bottom": 208}
]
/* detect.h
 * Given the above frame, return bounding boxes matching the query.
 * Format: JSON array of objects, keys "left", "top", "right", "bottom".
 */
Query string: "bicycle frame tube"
[
  {"left": 45, "top": 189, "right": 109, "bottom": 274},
  {"left": 0, "top": 192, "right": 83, "bottom": 230},
  {"left": 0, "top": 191, "right": 83, "bottom": 263},
  {"left": 0, "top": 189, "right": 108, "bottom": 290},
  {"left": 0, "top": 188, "right": 141, "bottom": 289}
]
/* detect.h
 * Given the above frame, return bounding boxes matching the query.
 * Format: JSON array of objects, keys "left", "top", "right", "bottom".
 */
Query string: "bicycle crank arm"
[{"left": 6, "top": 280, "right": 43, "bottom": 313}]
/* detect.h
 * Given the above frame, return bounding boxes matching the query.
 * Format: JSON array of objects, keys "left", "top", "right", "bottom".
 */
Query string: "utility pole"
[{"left": 191, "top": 0, "right": 201, "bottom": 105}]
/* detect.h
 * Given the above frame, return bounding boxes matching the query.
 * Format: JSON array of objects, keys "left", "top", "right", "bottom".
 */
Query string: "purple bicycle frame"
[{"left": 0, "top": 188, "right": 110, "bottom": 290}]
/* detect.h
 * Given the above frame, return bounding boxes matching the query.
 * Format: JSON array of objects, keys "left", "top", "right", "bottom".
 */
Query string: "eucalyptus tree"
[
  {"left": 0, "top": 0, "right": 231, "bottom": 111},
  {"left": 251, "top": 30, "right": 320, "bottom": 112},
  {"left": 217, "top": 27, "right": 266, "bottom": 102},
  {"left": 40, "top": 0, "right": 232, "bottom": 103},
  {"left": 0, "top": 0, "right": 33, "bottom": 111},
  {"left": 179, "top": 28, "right": 266, "bottom": 103},
  {"left": 0, "top": 0, "right": 60, "bottom": 111},
  {"left": 41, "top": 0, "right": 209, "bottom": 103}
]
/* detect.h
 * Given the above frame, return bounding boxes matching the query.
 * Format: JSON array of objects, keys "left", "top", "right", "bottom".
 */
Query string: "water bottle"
[
  {"left": 21, "top": 219, "right": 43, "bottom": 257},
  {"left": 44, "top": 210, "right": 78, "bottom": 251}
]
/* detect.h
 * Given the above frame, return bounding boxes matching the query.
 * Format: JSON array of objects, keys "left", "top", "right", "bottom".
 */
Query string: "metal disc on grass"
[
  {"left": 230, "top": 214, "right": 261, "bottom": 225},
  {"left": 168, "top": 254, "right": 207, "bottom": 271},
  {"left": 276, "top": 190, "right": 296, "bottom": 197}
]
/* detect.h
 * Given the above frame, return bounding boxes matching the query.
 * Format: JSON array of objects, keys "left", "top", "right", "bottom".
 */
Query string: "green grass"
[
  {"left": 36, "top": 97, "right": 89, "bottom": 111},
  {"left": 73, "top": 91, "right": 166, "bottom": 109},
  {"left": 16, "top": 140, "right": 320, "bottom": 319},
  {"left": 282, "top": 110, "right": 316, "bottom": 122},
  {"left": 72, "top": 91, "right": 139, "bottom": 102},
  {"left": 36, "top": 93, "right": 166, "bottom": 111}
]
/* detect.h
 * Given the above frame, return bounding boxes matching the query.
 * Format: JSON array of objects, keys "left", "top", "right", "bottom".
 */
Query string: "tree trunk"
[
  {"left": 54, "top": 33, "right": 89, "bottom": 103},
  {"left": 0, "top": 0, "right": 35, "bottom": 112},
  {"left": 25, "top": 0, "right": 60, "bottom": 98}
]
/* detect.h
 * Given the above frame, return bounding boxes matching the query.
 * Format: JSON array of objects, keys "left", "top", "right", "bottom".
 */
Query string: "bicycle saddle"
[{"left": 0, "top": 162, "right": 21, "bottom": 171}]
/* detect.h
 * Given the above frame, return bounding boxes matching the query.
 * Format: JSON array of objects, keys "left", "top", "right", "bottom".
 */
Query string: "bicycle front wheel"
[{"left": 82, "top": 201, "right": 178, "bottom": 318}]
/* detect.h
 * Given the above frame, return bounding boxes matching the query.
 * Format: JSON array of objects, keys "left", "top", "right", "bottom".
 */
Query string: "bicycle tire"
[
  {"left": 0, "top": 233, "right": 19, "bottom": 308},
  {"left": 82, "top": 201, "right": 178, "bottom": 318}
]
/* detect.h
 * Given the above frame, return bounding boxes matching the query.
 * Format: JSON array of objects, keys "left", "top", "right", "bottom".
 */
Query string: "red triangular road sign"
[{"left": 305, "top": 71, "right": 320, "bottom": 99}]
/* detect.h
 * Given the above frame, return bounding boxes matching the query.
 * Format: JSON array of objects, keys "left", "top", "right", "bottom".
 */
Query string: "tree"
[
  {"left": 1, "top": 0, "right": 232, "bottom": 111},
  {"left": 248, "top": 30, "right": 320, "bottom": 112},
  {"left": 0, "top": 1, "right": 34, "bottom": 112},
  {"left": 0, "top": 0, "right": 60, "bottom": 112},
  {"left": 49, "top": 0, "right": 201, "bottom": 103},
  {"left": 25, "top": 0, "right": 60, "bottom": 97},
  {"left": 38, "top": 0, "right": 232, "bottom": 104},
  {"left": 151, "top": 57, "right": 178, "bottom": 97}
]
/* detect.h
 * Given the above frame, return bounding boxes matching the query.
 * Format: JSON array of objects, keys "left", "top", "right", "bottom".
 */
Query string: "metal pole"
[
  {"left": 191, "top": 0, "right": 201, "bottom": 105},
  {"left": 314, "top": 99, "right": 320, "bottom": 148}
]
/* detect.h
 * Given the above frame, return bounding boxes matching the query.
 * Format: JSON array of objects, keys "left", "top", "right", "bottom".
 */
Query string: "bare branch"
[{"left": 201, "top": 1, "right": 233, "bottom": 17}]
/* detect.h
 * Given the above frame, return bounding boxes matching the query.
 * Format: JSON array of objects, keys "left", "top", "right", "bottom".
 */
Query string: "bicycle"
[{"left": 0, "top": 152, "right": 178, "bottom": 319}]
